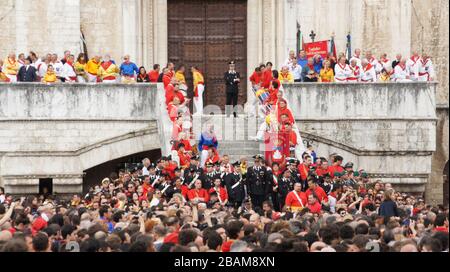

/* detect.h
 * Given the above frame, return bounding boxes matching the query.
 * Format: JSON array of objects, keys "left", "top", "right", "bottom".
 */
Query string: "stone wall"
[
  {"left": 0, "top": 0, "right": 81, "bottom": 59},
  {"left": 0, "top": 83, "right": 169, "bottom": 194},
  {"left": 283, "top": 83, "right": 437, "bottom": 196}
]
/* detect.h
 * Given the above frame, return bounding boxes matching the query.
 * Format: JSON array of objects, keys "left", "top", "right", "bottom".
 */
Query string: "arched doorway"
[
  {"left": 444, "top": 161, "right": 449, "bottom": 208},
  {"left": 82, "top": 149, "right": 161, "bottom": 194}
]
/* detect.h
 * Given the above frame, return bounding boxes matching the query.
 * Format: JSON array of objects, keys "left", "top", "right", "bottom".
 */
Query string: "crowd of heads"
[{"left": 0, "top": 150, "right": 448, "bottom": 252}]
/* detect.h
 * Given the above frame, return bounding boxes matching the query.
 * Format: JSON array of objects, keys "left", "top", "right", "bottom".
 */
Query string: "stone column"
[
  {"left": 15, "top": 0, "right": 27, "bottom": 54},
  {"left": 122, "top": 0, "right": 139, "bottom": 61},
  {"left": 246, "top": 0, "right": 262, "bottom": 110},
  {"left": 153, "top": 0, "right": 168, "bottom": 67}
]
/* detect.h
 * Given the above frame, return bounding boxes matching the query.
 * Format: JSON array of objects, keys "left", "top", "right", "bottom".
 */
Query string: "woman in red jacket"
[{"left": 276, "top": 99, "right": 294, "bottom": 124}]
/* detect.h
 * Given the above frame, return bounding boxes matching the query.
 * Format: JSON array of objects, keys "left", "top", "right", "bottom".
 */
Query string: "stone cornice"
[
  {"left": 297, "top": 117, "right": 438, "bottom": 122},
  {"left": 300, "top": 131, "right": 434, "bottom": 156},
  {"left": 2, "top": 126, "right": 158, "bottom": 158}
]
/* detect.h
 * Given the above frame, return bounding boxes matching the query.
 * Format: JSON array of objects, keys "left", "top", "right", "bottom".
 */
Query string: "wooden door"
[{"left": 168, "top": 0, "right": 247, "bottom": 110}]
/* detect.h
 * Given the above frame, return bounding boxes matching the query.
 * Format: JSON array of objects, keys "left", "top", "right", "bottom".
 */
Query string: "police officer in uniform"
[
  {"left": 201, "top": 162, "right": 217, "bottom": 190},
  {"left": 246, "top": 155, "right": 271, "bottom": 209},
  {"left": 277, "top": 169, "right": 295, "bottom": 211},
  {"left": 224, "top": 61, "right": 241, "bottom": 118},
  {"left": 224, "top": 161, "right": 246, "bottom": 208}
]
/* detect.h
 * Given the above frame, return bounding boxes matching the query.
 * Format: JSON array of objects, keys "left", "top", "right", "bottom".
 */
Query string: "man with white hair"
[
  {"left": 406, "top": 50, "right": 421, "bottom": 81},
  {"left": 365, "top": 50, "right": 379, "bottom": 70},
  {"left": 393, "top": 58, "right": 411, "bottom": 82},
  {"left": 418, "top": 53, "right": 435, "bottom": 81},
  {"left": 360, "top": 59, "right": 377, "bottom": 83},
  {"left": 347, "top": 59, "right": 361, "bottom": 82},
  {"left": 349, "top": 48, "right": 362, "bottom": 68},
  {"left": 279, "top": 65, "right": 294, "bottom": 84},
  {"left": 142, "top": 158, "right": 151, "bottom": 176},
  {"left": 284, "top": 50, "right": 297, "bottom": 67},
  {"left": 2, "top": 52, "right": 19, "bottom": 82},
  {"left": 99, "top": 54, "right": 120, "bottom": 83}
]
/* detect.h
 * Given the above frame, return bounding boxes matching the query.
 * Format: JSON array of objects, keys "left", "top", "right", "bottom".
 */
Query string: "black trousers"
[
  {"left": 226, "top": 91, "right": 239, "bottom": 117},
  {"left": 250, "top": 194, "right": 266, "bottom": 209}
]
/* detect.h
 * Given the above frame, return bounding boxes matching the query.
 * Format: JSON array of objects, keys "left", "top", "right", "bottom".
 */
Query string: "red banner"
[{"left": 304, "top": 41, "right": 329, "bottom": 59}]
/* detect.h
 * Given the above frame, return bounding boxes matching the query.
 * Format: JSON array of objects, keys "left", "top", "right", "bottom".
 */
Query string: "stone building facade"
[{"left": 0, "top": 0, "right": 448, "bottom": 203}]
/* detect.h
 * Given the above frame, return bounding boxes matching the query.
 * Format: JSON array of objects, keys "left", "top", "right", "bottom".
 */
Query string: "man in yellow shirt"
[
  {"left": 192, "top": 66, "right": 205, "bottom": 116},
  {"left": 98, "top": 54, "right": 119, "bottom": 83},
  {"left": 279, "top": 66, "right": 294, "bottom": 84},
  {"left": 2, "top": 53, "right": 20, "bottom": 82},
  {"left": 175, "top": 65, "right": 187, "bottom": 95},
  {"left": 86, "top": 55, "right": 101, "bottom": 82}
]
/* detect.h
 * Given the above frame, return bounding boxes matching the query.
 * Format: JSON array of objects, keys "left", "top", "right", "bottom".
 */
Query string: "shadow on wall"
[{"left": 82, "top": 149, "right": 161, "bottom": 194}]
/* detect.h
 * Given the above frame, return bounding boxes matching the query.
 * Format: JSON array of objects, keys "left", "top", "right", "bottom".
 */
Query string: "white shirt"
[
  {"left": 349, "top": 55, "right": 362, "bottom": 68},
  {"left": 62, "top": 62, "right": 76, "bottom": 79},
  {"left": 284, "top": 57, "right": 298, "bottom": 68},
  {"left": 347, "top": 65, "right": 361, "bottom": 82},
  {"left": 334, "top": 63, "right": 351, "bottom": 82},
  {"left": 360, "top": 64, "right": 377, "bottom": 82},
  {"left": 368, "top": 57, "right": 380, "bottom": 72},
  {"left": 406, "top": 56, "right": 421, "bottom": 81},
  {"left": 418, "top": 58, "right": 435, "bottom": 81},
  {"left": 289, "top": 64, "right": 302, "bottom": 80},
  {"left": 38, "top": 62, "right": 48, "bottom": 77},
  {"left": 52, "top": 61, "right": 64, "bottom": 77},
  {"left": 377, "top": 58, "right": 391, "bottom": 73},
  {"left": 393, "top": 64, "right": 410, "bottom": 82},
  {"left": 142, "top": 166, "right": 150, "bottom": 176}
]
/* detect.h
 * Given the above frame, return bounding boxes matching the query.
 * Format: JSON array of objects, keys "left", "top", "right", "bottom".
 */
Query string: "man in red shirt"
[
  {"left": 298, "top": 155, "right": 312, "bottom": 182},
  {"left": 262, "top": 61, "right": 273, "bottom": 88},
  {"left": 316, "top": 158, "right": 331, "bottom": 178},
  {"left": 165, "top": 82, "right": 185, "bottom": 106},
  {"left": 306, "top": 194, "right": 322, "bottom": 214},
  {"left": 329, "top": 155, "right": 344, "bottom": 178},
  {"left": 187, "top": 180, "right": 209, "bottom": 204},
  {"left": 209, "top": 178, "right": 228, "bottom": 206},
  {"left": 249, "top": 65, "right": 264, "bottom": 88},
  {"left": 177, "top": 143, "right": 191, "bottom": 169},
  {"left": 148, "top": 64, "right": 160, "bottom": 82},
  {"left": 162, "top": 68, "right": 172, "bottom": 88},
  {"left": 284, "top": 182, "right": 307, "bottom": 212},
  {"left": 306, "top": 178, "right": 328, "bottom": 203}
]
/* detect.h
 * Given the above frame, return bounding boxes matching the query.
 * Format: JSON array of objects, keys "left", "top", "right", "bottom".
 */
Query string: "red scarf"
[
  {"left": 307, "top": 64, "right": 314, "bottom": 70},
  {"left": 410, "top": 56, "right": 419, "bottom": 65},
  {"left": 101, "top": 61, "right": 112, "bottom": 70},
  {"left": 338, "top": 63, "right": 346, "bottom": 70},
  {"left": 350, "top": 65, "right": 360, "bottom": 75},
  {"left": 363, "top": 63, "right": 373, "bottom": 72}
]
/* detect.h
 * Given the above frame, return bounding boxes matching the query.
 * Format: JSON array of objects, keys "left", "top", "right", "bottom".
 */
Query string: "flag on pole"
[
  {"left": 296, "top": 22, "right": 304, "bottom": 54},
  {"left": 329, "top": 35, "right": 337, "bottom": 59},
  {"left": 346, "top": 33, "right": 352, "bottom": 60}
]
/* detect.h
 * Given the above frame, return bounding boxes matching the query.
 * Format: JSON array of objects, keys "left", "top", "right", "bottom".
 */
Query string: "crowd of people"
[
  {"left": 0, "top": 152, "right": 448, "bottom": 253},
  {"left": 0, "top": 49, "right": 445, "bottom": 253},
  {"left": 249, "top": 49, "right": 436, "bottom": 84}
]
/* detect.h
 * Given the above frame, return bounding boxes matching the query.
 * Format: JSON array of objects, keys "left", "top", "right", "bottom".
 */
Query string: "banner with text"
[{"left": 304, "top": 40, "right": 329, "bottom": 59}]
